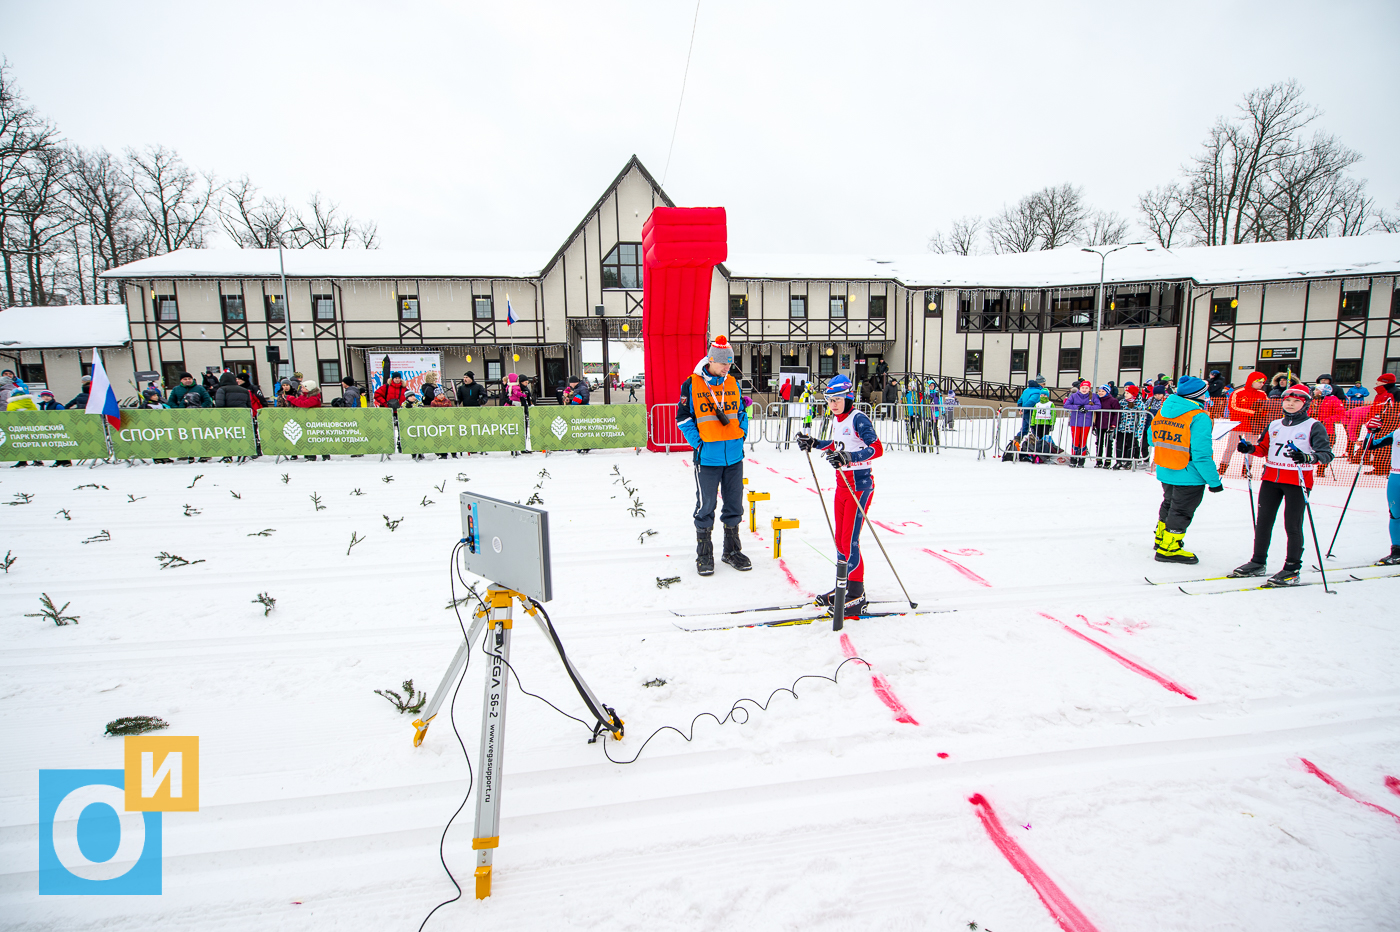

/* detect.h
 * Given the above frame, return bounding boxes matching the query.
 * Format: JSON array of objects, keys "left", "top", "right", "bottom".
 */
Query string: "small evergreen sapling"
[
  {"left": 655, "top": 576, "right": 681, "bottom": 589},
  {"left": 183, "top": 504, "right": 201, "bottom": 516},
  {"left": 347, "top": 531, "right": 366, "bottom": 555},
  {"left": 187, "top": 474, "right": 204, "bottom": 488},
  {"left": 456, "top": 473, "right": 471, "bottom": 482},
  {"left": 5, "top": 493, "right": 34, "bottom": 505},
  {"left": 127, "top": 494, "right": 146, "bottom": 502},
  {"left": 281, "top": 473, "right": 291, "bottom": 484},
  {"left": 435, "top": 480, "right": 447, "bottom": 493},
  {"left": 375, "top": 679, "right": 428, "bottom": 714},
  {"left": 381, "top": 475, "right": 395, "bottom": 484},
  {"left": 310, "top": 493, "right": 325, "bottom": 511},
  {"left": 383, "top": 515, "right": 403, "bottom": 531},
  {"left": 1, "top": 550, "right": 15, "bottom": 572},
  {"left": 25, "top": 593, "right": 79, "bottom": 625},
  {"left": 105, "top": 716, "right": 169, "bottom": 736},
  {"left": 247, "top": 528, "right": 275, "bottom": 537},
  {"left": 419, "top": 495, "right": 434, "bottom": 507},
  {"left": 252, "top": 592, "right": 276, "bottom": 616},
  {"left": 74, "top": 483, "right": 108, "bottom": 491},
  {"left": 230, "top": 490, "right": 241, "bottom": 499},
  {"left": 350, "top": 488, "right": 365, "bottom": 496},
  {"left": 156, "top": 552, "right": 205, "bottom": 569},
  {"left": 639, "top": 529, "right": 658, "bottom": 544},
  {"left": 56, "top": 509, "right": 71, "bottom": 521},
  {"left": 81, "top": 530, "right": 111, "bottom": 544}
]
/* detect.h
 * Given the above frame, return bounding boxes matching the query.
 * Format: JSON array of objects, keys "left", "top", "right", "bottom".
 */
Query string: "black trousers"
[
  {"left": 1253, "top": 480, "right": 1307, "bottom": 568},
  {"left": 693, "top": 461, "right": 744, "bottom": 530},
  {"left": 1158, "top": 483, "right": 1205, "bottom": 534}
]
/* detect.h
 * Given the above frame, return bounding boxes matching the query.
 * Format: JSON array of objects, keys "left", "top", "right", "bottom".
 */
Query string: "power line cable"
[{"left": 662, "top": 0, "right": 702, "bottom": 186}]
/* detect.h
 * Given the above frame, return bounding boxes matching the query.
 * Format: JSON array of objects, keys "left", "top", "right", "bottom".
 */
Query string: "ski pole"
[
  {"left": 804, "top": 447, "right": 836, "bottom": 543},
  {"left": 1326, "top": 428, "right": 1367, "bottom": 558},
  {"left": 1291, "top": 450, "right": 1333, "bottom": 595},
  {"left": 1245, "top": 456, "right": 1256, "bottom": 531},
  {"left": 834, "top": 465, "right": 918, "bottom": 610}
]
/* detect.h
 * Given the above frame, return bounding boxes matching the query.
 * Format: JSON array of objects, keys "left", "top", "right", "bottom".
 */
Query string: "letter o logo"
[{"left": 51, "top": 784, "right": 145, "bottom": 881}]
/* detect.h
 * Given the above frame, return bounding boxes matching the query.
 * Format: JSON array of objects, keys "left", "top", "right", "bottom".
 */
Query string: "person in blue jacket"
[
  {"left": 676, "top": 337, "right": 750, "bottom": 576},
  {"left": 1017, "top": 375, "right": 1047, "bottom": 439},
  {"left": 1147, "top": 375, "right": 1223, "bottom": 564}
]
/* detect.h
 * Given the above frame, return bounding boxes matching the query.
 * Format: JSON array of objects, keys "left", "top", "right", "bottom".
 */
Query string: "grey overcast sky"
[{"left": 4, "top": 0, "right": 1397, "bottom": 258}]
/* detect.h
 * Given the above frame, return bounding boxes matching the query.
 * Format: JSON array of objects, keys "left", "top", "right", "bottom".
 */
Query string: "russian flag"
[
  {"left": 85, "top": 348, "right": 122, "bottom": 430},
  {"left": 505, "top": 295, "right": 516, "bottom": 326}
]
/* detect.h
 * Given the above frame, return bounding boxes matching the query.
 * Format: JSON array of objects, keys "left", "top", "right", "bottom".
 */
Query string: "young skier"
[
  {"left": 795, "top": 374, "right": 883, "bottom": 613},
  {"left": 1228, "top": 384, "right": 1334, "bottom": 586},
  {"left": 1362, "top": 400, "right": 1400, "bottom": 565},
  {"left": 1148, "top": 376, "right": 1224, "bottom": 564}
]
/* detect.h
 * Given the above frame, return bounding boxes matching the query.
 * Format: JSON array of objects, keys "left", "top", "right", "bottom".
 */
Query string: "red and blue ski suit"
[{"left": 812, "top": 408, "right": 883, "bottom": 582}]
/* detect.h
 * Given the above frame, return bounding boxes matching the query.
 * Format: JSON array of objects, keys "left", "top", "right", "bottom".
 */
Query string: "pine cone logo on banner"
[
  {"left": 0, "top": 427, "right": 6, "bottom": 447},
  {"left": 282, "top": 420, "right": 303, "bottom": 445},
  {"left": 550, "top": 415, "right": 569, "bottom": 440}
]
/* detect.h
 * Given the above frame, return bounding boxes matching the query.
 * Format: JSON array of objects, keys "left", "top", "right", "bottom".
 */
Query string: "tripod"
[{"left": 412, "top": 585, "right": 623, "bottom": 898}]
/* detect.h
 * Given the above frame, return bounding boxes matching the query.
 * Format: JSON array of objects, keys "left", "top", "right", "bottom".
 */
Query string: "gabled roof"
[
  {"left": 0, "top": 304, "right": 132, "bottom": 349},
  {"left": 100, "top": 249, "right": 544, "bottom": 280},
  {"left": 538, "top": 154, "right": 675, "bottom": 278}
]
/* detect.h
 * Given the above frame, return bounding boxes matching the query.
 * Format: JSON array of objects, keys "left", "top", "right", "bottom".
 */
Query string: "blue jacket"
[
  {"left": 1149, "top": 394, "right": 1222, "bottom": 488},
  {"left": 677, "top": 362, "right": 748, "bottom": 466},
  {"left": 1017, "top": 385, "right": 1045, "bottom": 408}
]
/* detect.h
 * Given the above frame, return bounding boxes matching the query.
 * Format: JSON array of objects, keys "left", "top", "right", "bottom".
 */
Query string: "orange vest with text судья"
[
  {"left": 1151, "top": 408, "right": 1197, "bottom": 470},
  {"left": 689, "top": 374, "right": 744, "bottom": 442}
]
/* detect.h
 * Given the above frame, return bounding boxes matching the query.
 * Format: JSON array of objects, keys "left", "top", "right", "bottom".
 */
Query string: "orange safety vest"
[
  {"left": 1151, "top": 408, "right": 1198, "bottom": 470},
  {"left": 689, "top": 373, "right": 745, "bottom": 442}
]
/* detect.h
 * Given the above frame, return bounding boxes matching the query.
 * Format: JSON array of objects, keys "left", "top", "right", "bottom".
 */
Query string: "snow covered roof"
[
  {"left": 728, "top": 233, "right": 1400, "bottom": 289},
  {"left": 0, "top": 304, "right": 131, "bottom": 349},
  {"left": 100, "top": 248, "right": 545, "bottom": 280}
]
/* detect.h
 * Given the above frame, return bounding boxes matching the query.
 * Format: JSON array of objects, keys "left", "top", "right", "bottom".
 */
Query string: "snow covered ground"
[{"left": 2, "top": 445, "right": 1398, "bottom": 931}]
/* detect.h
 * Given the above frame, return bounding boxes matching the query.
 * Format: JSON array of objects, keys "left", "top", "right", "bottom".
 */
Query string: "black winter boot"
[
  {"left": 1262, "top": 564, "right": 1301, "bottom": 587},
  {"left": 1229, "top": 561, "right": 1267, "bottom": 578},
  {"left": 1376, "top": 545, "right": 1400, "bottom": 566},
  {"left": 721, "top": 525, "right": 752, "bottom": 571},
  {"left": 815, "top": 579, "right": 864, "bottom": 606},
  {"left": 696, "top": 529, "right": 714, "bottom": 576}
]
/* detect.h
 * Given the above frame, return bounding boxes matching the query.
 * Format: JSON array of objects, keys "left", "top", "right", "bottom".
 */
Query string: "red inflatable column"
[{"left": 642, "top": 207, "right": 727, "bottom": 452}]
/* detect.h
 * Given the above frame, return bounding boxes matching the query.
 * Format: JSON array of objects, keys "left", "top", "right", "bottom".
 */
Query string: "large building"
[{"left": 66, "top": 155, "right": 1400, "bottom": 405}]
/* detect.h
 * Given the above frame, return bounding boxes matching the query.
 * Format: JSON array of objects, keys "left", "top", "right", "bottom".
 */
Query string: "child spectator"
[
  {"left": 1063, "top": 379, "right": 1100, "bottom": 468},
  {"left": 1093, "top": 384, "right": 1121, "bottom": 468}
]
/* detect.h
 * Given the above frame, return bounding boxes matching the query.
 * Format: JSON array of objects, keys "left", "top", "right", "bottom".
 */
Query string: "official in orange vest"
[
  {"left": 1147, "top": 376, "right": 1223, "bottom": 565},
  {"left": 676, "top": 337, "right": 751, "bottom": 577}
]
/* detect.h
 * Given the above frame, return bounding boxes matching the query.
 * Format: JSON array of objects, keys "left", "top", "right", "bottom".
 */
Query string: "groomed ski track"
[{"left": 3, "top": 445, "right": 1398, "bottom": 930}]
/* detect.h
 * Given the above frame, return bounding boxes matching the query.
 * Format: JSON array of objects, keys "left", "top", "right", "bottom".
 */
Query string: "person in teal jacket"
[{"left": 1147, "top": 375, "right": 1223, "bottom": 564}]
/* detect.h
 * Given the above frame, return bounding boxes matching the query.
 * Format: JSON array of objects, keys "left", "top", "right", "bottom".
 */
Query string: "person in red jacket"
[
  {"left": 1218, "top": 369, "right": 1268, "bottom": 476},
  {"left": 285, "top": 379, "right": 328, "bottom": 460},
  {"left": 1364, "top": 374, "right": 1399, "bottom": 475},
  {"left": 374, "top": 372, "right": 408, "bottom": 408}
]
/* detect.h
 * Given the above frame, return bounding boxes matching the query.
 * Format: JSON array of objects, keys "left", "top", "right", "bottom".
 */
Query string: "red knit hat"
[
  {"left": 1124, "top": 384, "right": 1139, "bottom": 398},
  {"left": 1281, "top": 384, "right": 1312, "bottom": 403},
  {"left": 1377, "top": 373, "right": 1397, "bottom": 386}
]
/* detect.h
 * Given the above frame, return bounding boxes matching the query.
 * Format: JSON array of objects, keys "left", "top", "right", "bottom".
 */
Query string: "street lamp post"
[
  {"left": 1082, "top": 243, "right": 1143, "bottom": 387},
  {"left": 277, "top": 245, "right": 295, "bottom": 382}
]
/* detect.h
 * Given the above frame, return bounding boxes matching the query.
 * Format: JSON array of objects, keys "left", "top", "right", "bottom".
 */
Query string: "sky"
[{"left": 3, "top": 0, "right": 1397, "bottom": 259}]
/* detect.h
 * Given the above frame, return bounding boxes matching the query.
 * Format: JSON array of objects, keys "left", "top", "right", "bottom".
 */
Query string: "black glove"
[
  {"left": 824, "top": 447, "right": 851, "bottom": 468},
  {"left": 1285, "top": 445, "right": 1314, "bottom": 464},
  {"left": 1208, "top": 484, "right": 1224, "bottom": 493},
  {"left": 796, "top": 432, "right": 815, "bottom": 452},
  {"left": 1236, "top": 440, "right": 1254, "bottom": 454}
]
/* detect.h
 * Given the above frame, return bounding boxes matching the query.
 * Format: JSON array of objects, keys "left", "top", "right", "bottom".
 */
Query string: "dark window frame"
[
  {"left": 473, "top": 295, "right": 494, "bottom": 321},
  {"left": 1120, "top": 345, "right": 1144, "bottom": 370},
  {"left": 319, "top": 359, "right": 342, "bottom": 386},
  {"left": 728, "top": 295, "right": 748, "bottom": 318},
  {"left": 399, "top": 295, "right": 420, "bottom": 320},
  {"left": 924, "top": 290, "right": 941, "bottom": 318},
  {"left": 869, "top": 294, "right": 887, "bottom": 319},
  {"left": 1010, "top": 349, "right": 1028, "bottom": 373},
  {"left": 965, "top": 349, "right": 983, "bottom": 374},
  {"left": 601, "top": 242, "right": 643, "bottom": 290},
  {"left": 1059, "top": 346, "right": 1082, "bottom": 371},
  {"left": 789, "top": 295, "right": 807, "bottom": 319},
  {"left": 829, "top": 295, "right": 847, "bottom": 319},
  {"left": 219, "top": 293, "right": 246, "bottom": 322},
  {"left": 154, "top": 294, "right": 179, "bottom": 322},
  {"left": 265, "top": 294, "right": 286, "bottom": 323},
  {"left": 1339, "top": 290, "right": 1369, "bottom": 320},
  {"left": 486, "top": 359, "right": 503, "bottom": 382},
  {"left": 19, "top": 361, "right": 45, "bottom": 385},
  {"left": 818, "top": 354, "right": 836, "bottom": 377},
  {"left": 160, "top": 360, "right": 185, "bottom": 386},
  {"left": 312, "top": 293, "right": 336, "bottom": 321},
  {"left": 1385, "top": 357, "right": 1400, "bottom": 377},
  {"left": 1050, "top": 296, "right": 1094, "bottom": 329},
  {"left": 1332, "top": 358, "right": 1362, "bottom": 383},
  {"left": 1210, "top": 297, "right": 1237, "bottom": 325}
]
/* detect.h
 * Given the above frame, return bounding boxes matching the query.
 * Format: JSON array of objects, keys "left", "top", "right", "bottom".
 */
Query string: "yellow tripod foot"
[
  {"left": 474, "top": 865, "right": 492, "bottom": 899},
  {"left": 411, "top": 715, "right": 434, "bottom": 747}
]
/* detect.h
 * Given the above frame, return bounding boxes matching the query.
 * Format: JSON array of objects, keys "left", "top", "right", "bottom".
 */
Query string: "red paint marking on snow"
[
  {"left": 1076, "top": 613, "right": 1117, "bottom": 638},
  {"left": 937, "top": 752, "right": 950, "bottom": 759},
  {"left": 785, "top": 476, "right": 799, "bottom": 484},
  {"left": 922, "top": 548, "right": 992, "bottom": 587},
  {"left": 777, "top": 559, "right": 810, "bottom": 596},
  {"left": 766, "top": 466, "right": 781, "bottom": 474},
  {"left": 1038, "top": 613, "right": 1197, "bottom": 700},
  {"left": 682, "top": 459, "right": 690, "bottom": 468},
  {"left": 871, "top": 519, "right": 904, "bottom": 535},
  {"left": 944, "top": 547, "right": 981, "bottom": 556},
  {"left": 839, "top": 633, "right": 918, "bottom": 725},
  {"left": 968, "top": 794, "right": 1103, "bottom": 932},
  {"left": 1300, "top": 759, "right": 1400, "bottom": 826},
  {"left": 899, "top": 521, "right": 924, "bottom": 528},
  {"left": 1386, "top": 776, "right": 1400, "bottom": 798},
  {"left": 747, "top": 457, "right": 760, "bottom": 464}
]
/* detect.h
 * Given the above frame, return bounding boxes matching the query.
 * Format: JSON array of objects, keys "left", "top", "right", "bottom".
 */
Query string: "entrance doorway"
[
  {"left": 1255, "top": 358, "right": 1300, "bottom": 381},
  {"left": 855, "top": 354, "right": 884, "bottom": 385},
  {"left": 544, "top": 358, "right": 567, "bottom": 403}
]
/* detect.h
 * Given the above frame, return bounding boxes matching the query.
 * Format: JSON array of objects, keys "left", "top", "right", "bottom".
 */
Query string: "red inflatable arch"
[{"left": 641, "top": 207, "right": 728, "bottom": 452}]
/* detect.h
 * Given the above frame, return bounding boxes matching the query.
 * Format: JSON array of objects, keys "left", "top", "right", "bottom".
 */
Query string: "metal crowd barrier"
[
  {"left": 869, "top": 404, "right": 1001, "bottom": 457},
  {"left": 646, "top": 403, "right": 691, "bottom": 451},
  {"left": 994, "top": 406, "right": 1153, "bottom": 469}
]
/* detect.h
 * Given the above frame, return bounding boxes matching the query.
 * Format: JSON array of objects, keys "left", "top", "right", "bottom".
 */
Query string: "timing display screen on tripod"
[{"left": 459, "top": 491, "right": 553, "bottom": 602}]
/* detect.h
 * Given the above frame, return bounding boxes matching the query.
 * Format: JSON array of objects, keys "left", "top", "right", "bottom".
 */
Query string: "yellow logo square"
[{"left": 124, "top": 735, "right": 199, "bottom": 812}]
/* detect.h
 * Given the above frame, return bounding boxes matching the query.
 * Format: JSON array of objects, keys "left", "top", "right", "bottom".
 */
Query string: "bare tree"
[
  {"left": 1374, "top": 200, "right": 1400, "bottom": 234},
  {"left": 927, "top": 215, "right": 981, "bottom": 255},
  {"left": 127, "top": 145, "right": 218, "bottom": 254},
  {"left": 1137, "top": 183, "right": 1189, "bottom": 247},
  {"left": 9, "top": 142, "right": 75, "bottom": 305},
  {"left": 64, "top": 146, "right": 147, "bottom": 302},
  {"left": 1254, "top": 132, "right": 1365, "bottom": 240},
  {"left": 0, "top": 60, "right": 61, "bottom": 305},
  {"left": 295, "top": 193, "right": 378, "bottom": 248},
  {"left": 987, "top": 195, "right": 1041, "bottom": 253},
  {"left": 1084, "top": 210, "right": 1130, "bottom": 246},
  {"left": 1034, "top": 183, "right": 1090, "bottom": 248},
  {"left": 221, "top": 179, "right": 379, "bottom": 249}
]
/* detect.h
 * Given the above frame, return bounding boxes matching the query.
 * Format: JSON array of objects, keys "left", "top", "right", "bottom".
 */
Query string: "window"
[
  {"left": 275, "top": 361, "right": 292, "bottom": 381},
  {"left": 160, "top": 361, "right": 185, "bottom": 386},
  {"left": 1339, "top": 290, "right": 1369, "bottom": 320},
  {"left": 1332, "top": 358, "right": 1362, "bottom": 383},
  {"left": 220, "top": 294, "right": 245, "bottom": 322},
  {"left": 1051, "top": 296, "right": 1093, "bottom": 328},
  {"left": 486, "top": 360, "right": 502, "bottom": 382},
  {"left": 924, "top": 290, "right": 941, "bottom": 318},
  {"left": 1010, "top": 349, "right": 1028, "bottom": 373},
  {"left": 1210, "top": 297, "right": 1236, "bottom": 325},
  {"left": 819, "top": 354, "right": 836, "bottom": 377},
  {"left": 965, "top": 349, "right": 983, "bottom": 374},
  {"left": 789, "top": 296, "right": 807, "bottom": 319},
  {"left": 1392, "top": 291, "right": 1400, "bottom": 319},
  {"left": 20, "top": 362, "right": 45, "bottom": 385},
  {"left": 729, "top": 295, "right": 748, "bottom": 318},
  {"left": 829, "top": 295, "right": 846, "bottom": 319},
  {"left": 313, "top": 294, "right": 335, "bottom": 321},
  {"left": 1120, "top": 345, "right": 1144, "bottom": 370},
  {"left": 1386, "top": 358, "right": 1400, "bottom": 377},
  {"left": 154, "top": 294, "right": 178, "bottom": 321},
  {"left": 1059, "top": 347, "right": 1081, "bottom": 371},
  {"left": 473, "top": 295, "right": 493, "bottom": 321},
  {"left": 319, "top": 359, "right": 341, "bottom": 386},
  {"left": 780, "top": 352, "right": 800, "bottom": 368},
  {"left": 869, "top": 295, "right": 887, "bottom": 319},
  {"left": 399, "top": 295, "right": 419, "bottom": 320},
  {"left": 601, "top": 243, "right": 643, "bottom": 289},
  {"left": 265, "top": 294, "right": 286, "bottom": 322}
]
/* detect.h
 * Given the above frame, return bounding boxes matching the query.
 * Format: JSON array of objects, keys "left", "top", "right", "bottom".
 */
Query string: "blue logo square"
[{"left": 39, "top": 769, "right": 162, "bottom": 895}]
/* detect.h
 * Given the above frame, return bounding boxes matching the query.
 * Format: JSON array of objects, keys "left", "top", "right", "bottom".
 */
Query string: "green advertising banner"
[
  {"left": 530, "top": 404, "right": 646, "bottom": 451},
  {"left": 0, "top": 410, "right": 110, "bottom": 461},
  {"left": 397, "top": 406, "right": 527, "bottom": 453},
  {"left": 109, "top": 409, "right": 257, "bottom": 459},
  {"left": 256, "top": 408, "right": 395, "bottom": 456}
]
